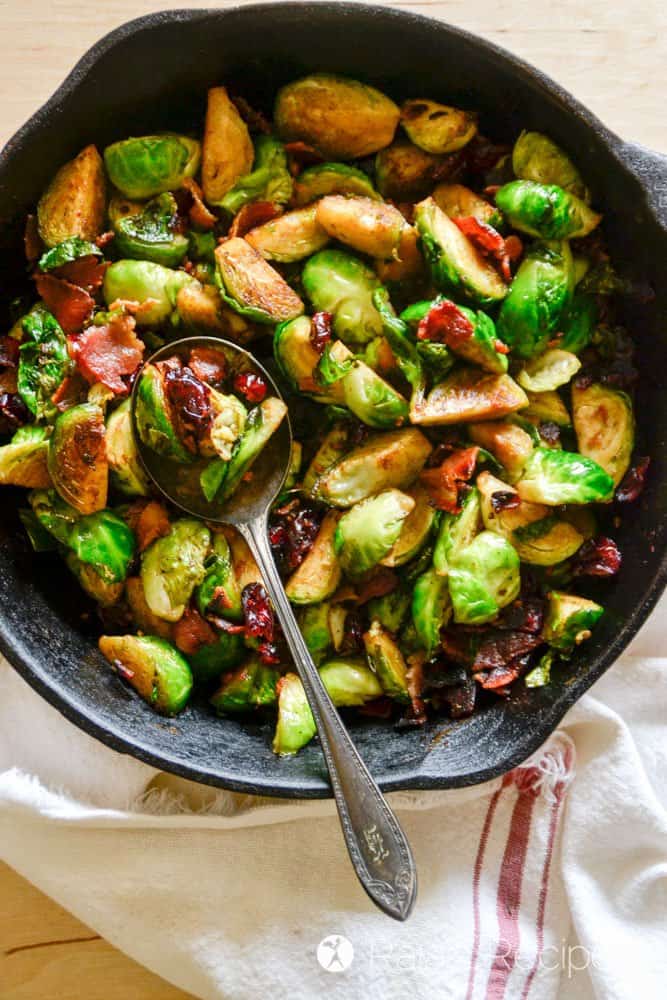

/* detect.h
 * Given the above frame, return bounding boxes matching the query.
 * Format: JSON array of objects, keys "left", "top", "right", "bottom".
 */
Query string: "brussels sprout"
[
  {"left": 519, "top": 389, "right": 571, "bottom": 428},
  {"left": 224, "top": 526, "right": 264, "bottom": 591},
  {"left": 518, "top": 349, "right": 581, "bottom": 393},
  {"left": 272, "top": 673, "right": 316, "bottom": 755},
  {"left": 400, "top": 99, "right": 477, "bottom": 154},
  {"left": 411, "top": 368, "right": 528, "bottom": 426},
  {"left": 293, "top": 162, "right": 381, "bottom": 206},
  {"left": 104, "top": 134, "right": 201, "bottom": 199},
  {"left": 375, "top": 140, "right": 442, "bottom": 201},
  {"left": 273, "top": 315, "right": 344, "bottom": 404},
  {"left": 542, "top": 590, "right": 604, "bottom": 652},
  {"left": 134, "top": 364, "right": 193, "bottom": 464},
  {"left": 220, "top": 135, "right": 292, "bottom": 215},
  {"left": 334, "top": 489, "right": 414, "bottom": 576},
  {"left": 571, "top": 382, "right": 634, "bottom": 486},
  {"left": 126, "top": 576, "right": 173, "bottom": 638},
  {"left": 98, "top": 634, "right": 193, "bottom": 715},
  {"left": 38, "top": 236, "right": 102, "bottom": 272},
  {"left": 319, "top": 340, "right": 409, "bottom": 429},
  {"left": 103, "top": 260, "right": 194, "bottom": 326},
  {"left": 188, "top": 631, "right": 247, "bottom": 685},
  {"left": 516, "top": 447, "right": 615, "bottom": 505},
  {"left": 275, "top": 74, "right": 400, "bottom": 160},
  {"left": 66, "top": 552, "right": 124, "bottom": 607},
  {"left": 105, "top": 400, "right": 150, "bottom": 497},
  {"left": 315, "top": 196, "right": 409, "bottom": 260},
  {"left": 176, "top": 281, "right": 248, "bottom": 338},
  {"left": 524, "top": 650, "right": 555, "bottom": 688},
  {"left": 313, "top": 428, "right": 432, "bottom": 507},
  {"left": 113, "top": 193, "right": 189, "bottom": 266},
  {"left": 18, "top": 509, "right": 57, "bottom": 552},
  {"left": 302, "top": 249, "right": 382, "bottom": 346},
  {"left": 195, "top": 532, "right": 243, "bottom": 622},
  {"left": 374, "top": 228, "right": 423, "bottom": 283},
  {"left": 17, "top": 307, "right": 72, "bottom": 422},
  {"left": 319, "top": 658, "right": 384, "bottom": 705},
  {"left": 363, "top": 620, "right": 409, "bottom": 701},
  {"left": 245, "top": 205, "right": 329, "bottom": 263},
  {"left": 210, "top": 656, "right": 278, "bottom": 712},
  {"left": 140, "top": 518, "right": 210, "bottom": 622},
  {"left": 0, "top": 429, "right": 51, "bottom": 488},
  {"left": 403, "top": 297, "right": 508, "bottom": 374},
  {"left": 327, "top": 604, "right": 349, "bottom": 652},
  {"left": 37, "top": 145, "right": 106, "bottom": 248},
  {"left": 201, "top": 86, "right": 254, "bottom": 205},
  {"left": 432, "top": 183, "right": 502, "bottom": 228},
  {"left": 201, "top": 389, "right": 247, "bottom": 463},
  {"left": 512, "top": 131, "right": 588, "bottom": 200},
  {"left": 477, "top": 471, "right": 583, "bottom": 566},
  {"left": 433, "top": 486, "right": 483, "bottom": 575},
  {"left": 495, "top": 181, "right": 601, "bottom": 240},
  {"left": 214, "top": 238, "right": 303, "bottom": 325},
  {"left": 203, "top": 396, "right": 287, "bottom": 503},
  {"left": 47, "top": 403, "right": 108, "bottom": 514},
  {"left": 412, "top": 568, "right": 452, "bottom": 657},
  {"left": 414, "top": 198, "right": 508, "bottom": 305},
  {"left": 367, "top": 588, "right": 412, "bottom": 633},
  {"left": 448, "top": 530, "right": 520, "bottom": 625},
  {"left": 285, "top": 511, "right": 341, "bottom": 605},
  {"left": 297, "top": 602, "right": 334, "bottom": 666},
  {"left": 560, "top": 292, "right": 597, "bottom": 355},
  {"left": 497, "top": 240, "right": 574, "bottom": 359},
  {"left": 381, "top": 485, "right": 437, "bottom": 567},
  {"left": 468, "top": 422, "right": 534, "bottom": 483},
  {"left": 301, "top": 422, "right": 350, "bottom": 492}
]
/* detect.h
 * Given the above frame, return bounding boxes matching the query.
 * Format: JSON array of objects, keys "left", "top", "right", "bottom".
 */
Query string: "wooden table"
[{"left": 1, "top": 2, "right": 664, "bottom": 997}]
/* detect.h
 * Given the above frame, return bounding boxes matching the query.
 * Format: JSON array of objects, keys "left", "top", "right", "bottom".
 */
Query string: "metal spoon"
[{"left": 131, "top": 336, "right": 417, "bottom": 921}]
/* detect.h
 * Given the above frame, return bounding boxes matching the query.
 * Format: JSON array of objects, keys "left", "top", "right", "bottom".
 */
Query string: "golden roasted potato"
[
  {"left": 201, "top": 87, "right": 254, "bottom": 205},
  {"left": 37, "top": 144, "right": 106, "bottom": 247}
]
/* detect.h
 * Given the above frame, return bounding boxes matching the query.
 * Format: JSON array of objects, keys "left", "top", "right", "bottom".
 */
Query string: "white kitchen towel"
[{"left": 1, "top": 597, "right": 666, "bottom": 1000}]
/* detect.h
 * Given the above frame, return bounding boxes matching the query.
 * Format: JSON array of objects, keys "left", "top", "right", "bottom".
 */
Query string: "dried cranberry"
[
  {"left": 241, "top": 583, "right": 275, "bottom": 642},
  {"left": 538, "top": 421, "right": 561, "bottom": 446},
  {"left": 0, "top": 337, "right": 19, "bottom": 370},
  {"left": 417, "top": 299, "right": 474, "bottom": 349},
  {"left": 572, "top": 536, "right": 622, "bottom": 577},
  {"left": 269, "top": 502, "right": 322, "bottom": 572},
  {"left": 164, "top": 365, "right": 212, "bottom": 451},
  {"left": 452, "top": 217, "right": 513, "bottom": 282},
  {"left": 0, "top": 392, "right": 29, "bottom": 430},
  {"left": 234, "top": 372, "right": 267, "bottom": 404},
  {"left": 340, "top": 611, "right": 365, "bottom": 654},
  {"left": 309, "top": 312, "right": 333, "bottom": 355},
  {"left": 257, "top": 641, "right": 281, "bottom": 665},
  {"left": 495, "top": 598, "right": 545, "bottom": 635},
  {"left": 615, "top": 457, "right": 650, "bottom": 503},
  {"left": 491, "top": 490, "right": 521, "bottom": 513}
]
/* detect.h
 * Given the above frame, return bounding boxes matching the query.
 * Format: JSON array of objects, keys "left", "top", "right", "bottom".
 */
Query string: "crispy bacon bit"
[
  {"left": 51, "top": 372, "right": 88, "bottom": 410},
  {"left": 284, "top": 140, "right": 325, "bottom": 175},
  {"left": 417, "top": 299, "right": 474, "bottom": 348},
  {"left": 420, "top": 446, "right": 480, "bottom": 514},
  {"left": 173, "top": 607, "right": 217, "bottom": 655},
  {"left": 24, "top": 214, "right": 42, "bottom": 262},
  {"left": 491, "top": 490, "right": 521, "bottom": 513},
  {"left": 228, "top": 201, "right": 282, "bottom": 238},
  {"left": 125, "top": 500, "right": 171, "bottom": 553},
  {"left": 310, "top": 312, "right": 333, "bottom": 354},
  {"left": 0, "top": 336, "right": 19, "bottom": 370},
  {"left": 52, "top": 255, "right": 107, "bottom": 291},
  {"left": 475, "top": 657, "right": 529, "bottom": 690},
  {"left": 70, "top": 314, "right": 145, "bottom": 394},
  {"left": 95, "top": 230, "right": 115, "bottom": 249},
  {"left": 615, "top": 456, "right": 650, "bottom": 504},
  {"left": 572, "top": 536, "right": 622, "bottom": 577},
  {"left": 453, "top": 216, "right": 513, "bottom": 282},
  {"left": 34, "top": 272, "right": 94, "bottom": 334},
  {"left": 164, "top": 366, "right": 212, "bottom": 452},
  {"left": 231, "top": 95, "right": 271, "bottom": 134},
  {"left": 504, "top": 234, "right": 524, "bottom": 263},
  {"left": 538, "top": 421, "right": 561, "bottom": 446},
  {"left": 188, "top": 346, "right": 227, "bottom": 388},
  {"left": 0, "top": 392, "right": 29, "bottom": 431},
  {"left": 269, "top": 502, "right": 322, "bottom": 572},
  {"left": 181, "top": 177, "right": 217, "bottom": 231},
  {"left": 355, "top": 567, "right": 398, "bottom": 605},
  {"left": 233, "top": 371, "right": 267, "bottom": 403},
  {"left": 242, "top": 583, "right": 275, "bottom": 643}
]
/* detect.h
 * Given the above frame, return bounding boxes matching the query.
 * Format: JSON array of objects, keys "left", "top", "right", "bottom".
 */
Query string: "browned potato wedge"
[
  {"left": 214, "top": 237, "right": 304, "bottom": 324},
  {"left": 315, "top": 196, "right": 408, "bottom": 260},
  {"left": 433, "top": 183, "right": 499, "bottom": 226},
  {"left": 47, "top": 403, "right": 108, "bottom": 514},
  {"left": 245, "top": 206, "right": 329, "bottom": 262},
  {"left": 468, "top": 421, "right": 535, "bottom": 482},
  {"left": 201, "top": 87, "right": 254, "bottom": 205},
  {"left": 37, "top": 144, "right": 106, "bottom": 247},
  {"left": 401, "top": 99, "right": 477, "bottom": 155},
  {"left": 411, "top": 370, "right": 528, "bottom": 426}
]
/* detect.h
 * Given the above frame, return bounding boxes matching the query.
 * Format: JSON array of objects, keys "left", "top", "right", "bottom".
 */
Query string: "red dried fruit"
[
  {"left": 70, "top": 314, "right": 145, "bottom": 394},
  {"left": 309, "top": 312, "right": 333, "bottom": 354},
  {"left": 453, "top": 216, "right": 513, "bottom": 282},
  {"left": 538, "top": 421, "right": 561, "bottom": 446},
  {"left": 572, "top": 536, "right": 622, "bottom": 577},
  {"left": 496, "top": 598, "right": 545, "bottom": 635},
  {"left": 0, "top": 337, "right": 19, "bottom": 370},
  {"left": 490, "top": 490, "right": 521, "bottom": 513},
  {"left": 188, "top": 346, "right": 227, "bottom": 388},
  {"left": 0, "top": 392, "right": 29, "bottom": 430},
  {"left": 420, "top": 446, "right": 479, "bottom": 514},
  {"left": 417, "top": 299, "right": 474, "bottom": 349},
  {"left": 615, "top": 456, "right": 650, "bottom": 504},
  {"left": 164, "top": 365, "right": 212, "bottom": 451},
  {"left": 34, "top": 272, "right": 94, "bottom": 334},
  {"left": 269, "top": 503, "right": 321, "bottom": 572},
  {"left": 233, "top": 371, "right": 267, "bottom": 404},
  {"left": 242, "top": 583, "right": 275, "bottom": 642}
]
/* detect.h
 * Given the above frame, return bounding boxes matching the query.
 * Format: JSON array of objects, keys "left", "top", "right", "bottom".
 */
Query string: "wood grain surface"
[{"left": 0, "top": 1, "right": 664, "bottom": 997}]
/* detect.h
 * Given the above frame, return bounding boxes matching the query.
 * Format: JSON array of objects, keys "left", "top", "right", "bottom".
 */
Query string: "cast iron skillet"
[{"left": 0, "top": 3, "right": 665, "bottom": 798}]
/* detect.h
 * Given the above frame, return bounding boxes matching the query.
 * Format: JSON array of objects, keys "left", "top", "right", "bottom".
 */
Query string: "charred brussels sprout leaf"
[
  {"left": 140, "top": 518, "right": 211, "bottom": 622},
  {"left": 293, "top": 162, "right": 381, "bottom": 206},
  {"left": 334, "top": 489, "right": 415, "bottom": 576},
  {"left": 495, "top": 180, "right": 600, "bottom": 240},
  {"left": 214, "top": 238, "right": 304, "bottom": 324},
  {"left": 105, "top": 399, "right": 150, "bottom": 497},
  {"left": 17, "top": 308, "right": 72, "bottom": 422},
  {"left": 99, "top": 635, "right": 193, "bottom": 715},
  {"left": 103, "top": 260, "right": 194, "bottom": 326},
  {"left": 542, "top": 590, "right": 604, "bottom": 652},
  {"left": 38, "top": 236, "right": 102, "bottom": 272},
  {"left": 363, "top": 620, "right": 410, "bottom": 701},
  {"left": 48, "top": 403, "right": 108, "bottom": 514},
  {"left": 512, "top": 131, "right": 588, "bottom": 201},
  {"left": 516, "top": 447, "right": 615, "bottom": 505},
  {"left": 433, "top": 486, "right": 482, "bottom": 575},
  {"left": 220, "top": 136, "right": 292, "bottom": 215},
  {"left": 104, "top": 134, "right": 201, "bottom": 199},
  {"left": 572, "top": 382, "right": 634, "bottom": 486},
  {"left": 113, "top": 193, "right": 189, "bottom": 266},
  {"left": 497, "top": 240, "right": 574, "bottom": 359},
  {"left": 448, "top": 530, "right": 520, "bottom": 625},
  {"left": 302, "top": 249, "right": 383, "bottom": 346},
  {"left": 37, "top": 145, "right": 106, "bottom": 248},
  {"left": 401, "top": 99, "right": 477, "bottom": 154}
]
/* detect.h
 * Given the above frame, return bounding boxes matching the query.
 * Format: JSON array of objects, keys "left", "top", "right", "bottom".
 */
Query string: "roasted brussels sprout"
[
  {"left": 285, "top": 511, "right": 341, "bottom": 604},
  {"left": 414, "top": 198, "right": 508, "bottom": 305},
  {"left": 517, "top": 349, "right": 581, "bottom": 393},
  {"left": 297, "top": 602, "right": 334, "bottom": 666},
  {"left": 315, "top": 196, "right": 409, "bottom": 260},
  {"left": 433, "top": 486, "right": 483, "bottom": 575},
  {"left": 560, "top": 292, "right": 597, "bottom": 355},
  {"left": 319, "top": 658, "right": 384, "bottom": 705},
  {"left": 37, "top": 145, "right": 106, "bottom": 247},
  {"left": 214, "top": 238, "right": 304, "bottom": 324},
  {"left": 318, "top": 340, "right": 409, "bottom": 429},
  {"left": 105, "top": 400, "right": 150, "bottom": 497},
  {"left": 38, "top": 236, "right": 102, "bottom": 272},
  {"left": 412, "top": 568, "right": 452, "bottom": 657},
  {"left": 519, "top": 389, "right": 571, "bottom": 427},
  {"left": 334, "top": 489, "right": 414, "bottom": 576},
  {"left": 367, "top": 588, "right": 412, "bottom": 633},
  {"left": 220, "top": 135, "right": 292, "bottom": 215},
  {"left": 134, "top": 363, "right": 193, "bottom": 463},
  {"left": 103, "top": 260, "right": 194, "bottom": 326},
  {"left": 113, "top": 193, "right": 189, "bottom": 266},
  {"left": 201, "top": 396, "right": 286, "bottom": 503},
  {"left": 126, "top": 576, "right": 173, "bottom": 639},
  {"left": 195, "top": 532, "right": 243, "bottom": 621},
  {"left": 17, "top": 307, "right": 72, "bottom": 422},
  {"left": 400, "top": 99, "right": 477, "bottom": 154},
  {"left": 201, "top": 86, "right": 254, "bottom": 205},
  {"left": 375, "top": 140, "right": 443, "bottom": 201},
  {"left": 496, "top": 240, "right": 574, "bottom": 359},
  {"left": 512, "top": 131, "right": 588, "bottom": 200},
  {"left": 542, "top": 590, "right": 604, "bottom": 652},
  {"left": 210, "top": 656, "right": 278, "bottom": 712},
  {"left": 403, "top": 297, "right": 508, "bottom": 374},
  {"left": 572, "top": 382, "right": 634, "bottom": 486},
  {"left": 0, "top": 427, "right": 51, "bottom": 488},
  {"left": 245, "top": 206, "right": 329, "bottom": 262},
  {"left": 411, "top": 368, "right": 527, "bottom": 426},
  {"left": 275, "top": 74, "right": 400, "bottom": 159},
  {"left": 293, "top": 162, "right": 381, "bottom": 206},
  {"left": 448, "top": 530, "right": 520, "bottom": 625},
  {"left": 302, "top": 249, "right": 383, "bottom": 346},
  {"left": 516, "top": 447, "right": 615, "bottom": 505},
  {"left": 104, "top": 134, "right": 201, "bottom": 199},
  {"left": 140, "top": 518, "right": 210, "bottom": 622},
  {"left": 301, "top": 422, "right": 350, "bottom": 492},
  {"left": 188, "top": 630, "right": 246, "bottom": 685},
  {"left": 363, "top": 620, "right": 410, "bottom": 701},
  {"left": 432, "top": 183, "right": 502, "bottom": 228},
  {"left": 47, "top": 403, "right": 108, "bottom": 514},
  {"left": 225, "top": 526, "right": 264, "bottom": 591},
  {"left": 66, "top": 552, "right": 124, "bottom": 607},
  {"left": 381, "top": 485, "right": 437, "bottom": 566},
  {"left": 99, "top": 635, "right": 193, "bottom": 715},
  {"left": 495, "top": 181, "right": 601, "bottom": 240},
  {"left": 468, "top": 422, "right": 534, "bottom": 483},
  {"left": 273, "top": 315, "right": 344, "bottom": 403}
]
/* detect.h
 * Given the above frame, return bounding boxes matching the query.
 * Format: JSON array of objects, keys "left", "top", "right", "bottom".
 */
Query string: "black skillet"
[{"left": 0, "top": 3, "right": 665, "bottom": 798}]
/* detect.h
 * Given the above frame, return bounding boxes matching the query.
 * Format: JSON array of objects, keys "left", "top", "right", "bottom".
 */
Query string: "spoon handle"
[{"left": 238, "top": 518, "right": 417, "bottom": 922}]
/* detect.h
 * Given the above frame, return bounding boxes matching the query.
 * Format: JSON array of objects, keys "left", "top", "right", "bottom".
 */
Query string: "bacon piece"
[
  {"left": 95, "top": 230, "right": 115, "bottom": 250},
  {"left": 24, "top": 214, "right": 43, "bottom": 262},
  {"left": 181, "top": 177, "right": 217, "bottom": 231},
  {"left": 453, "top": 216, "right": 513, "bottom": 282},
  {"left": 355, "top": 567, "right": 398, "bottom": 605},
  {"left": 417, "top": 298, "right": 474, "bottom": 349},
  {"left": 228, "top": 201, "right": 282, "bottom": 239},
  {"left": 125, "top": 500, "right": 171, "bottom": 553},
  {"left": 284, "top": 141, "right": 325, "bottom": 175},
  {"left": 188, "top": 346, "right": 227, "bottom": 388},
  {"left": 231, "top": 96, "right": 271, "bottom": 135},
  {"left": 173, "top": 607, "right": 217, "bottom": 655},
  {"left": 0, "top": 336, "right": 19, "bottom": 370},
  {"left": 420, "top": 446, "right": 479, "bottom": 514},
  {"left": 69, "top": 313, "right": 145, "bottom": 393},
  {"left": 472, "top": 632, "right": 543, "bottom": 675},
  {"left": 34, "top": 272, "right": 94, "bottom": 334},
  {"left": 53, "top": 255, "right": 107, "bottom": 291}
]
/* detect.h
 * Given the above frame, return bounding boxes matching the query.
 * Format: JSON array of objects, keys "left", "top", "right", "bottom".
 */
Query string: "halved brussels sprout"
[
  {"left": 518, "top": 349, "right": 581, "bottom": 393},
  {"left": 66, "top": 553, "right": 124, "bottom": 607},
  {"left": 285, "top": 510, "right": 341, "bottom": 605},
  {"left": 113, "top": 193, "right": 189, "bottom": 266},
  {"left": 103, "top": 260, "right": 194, "bottom": 326},
  {"left": 495, "top": 181, "right": 601, "bottom": 239},
  {"left": 176, "top": 281, "right": 251, "bottom": 338},
  {"left": 214, "top": 238, "right": 304, "bottom": 324},
  {"left": 302, "top": 249, "right": 382, "bottom": 346},
  {"left": 374, "top": 228, "right": 423, "bottom": 283},
  {"left": 195, "top": 532, "right": 243, "bottom": 622},
  {"left": 312, "top": 428, "right": 432, "bottom": 507},
  {"left": 512, "top": 131, "right": 588, "bottom": 200},
  {"left": 126, "top": 576, "right": 173, "bottom": 638},
  {"left": 448, "top": 530, "right": 520, "bottom": 625},
  {"left": 245, "top": 205, "right": 329, "bottom": 262},
  {"left": 519, "top": 389, "right": 571, "bottom": 427},
  {"left": 411, "top": 368, "right": 528, "bottom": 426},
  {"left": 301, "top": 422, "right": 350, "bottom": 492},
  {"left": 201, "top": 86, "right": 254, "bottom": 205},
  {"left": 516, "top": 447, "right": 615, "bottom": 505},
  {"left": 188, "top": 630, "right": 247, "bottom": 686},
  {"left": 220, "top": 136, "right": 293, "bottom": 215},
  {"left": 400, "top": 99, "right": 477, "bottom": 154},
  {"left": 403, "top": 297, "right": 508, "bottom": 373},
  {"left": 0, "top": 428, "right": 51, "bottom": 488},
  {"left": 17, "top": 307, "right": 72, "bottom": 422},
  {"left": 315, "top": 196, "right": 409, "bottom": 260},
  {"left": 367, "top": 588, "right": 412, "bottom": 633},
  {"left": 571, "top": 382, "right": 634, "bottom": 486},
  {"left": 99, "top": 635, "right": 193, "bottom": 715},
  {"left": 140, "top": 518, "right": 210, "bottom": 622},
  {"left": 293, "top": 162, "right": 381, "bottom": 206},
  {"left": 412, "top": 568, "right": 452, "bottom": 657},
  {"left": 134, "top": 364, "right": 193, "bottom": 464},
  {"left": 210, "top": 656, "right": 278, "bottom": 712},
  {"left": 414, "top": 197, "right": 508, "bottom": 305},
  {"left": 497, "top": 240, "right": 573, "bottom": 359},
  {"left": 432, "top": 183, "right": 502, "bottom": 228},
  {"left": 203, "top": 396, "right": 287, "bottom": 503},
  {"left": 381, "top": 485, "right": 437, "bottom": 567},
  {"left": 272, "top": 673, "right": 316, "bottom": 755},
  {"left": 433, "top": 486, "right": 483, "bottom": 575},
  {"left": 105, "top": 400, "right": 150, "bottom": 497},
  {"left": 38, "top": 236, "right": 102, "bottom": 272},
  {"left": 273, "top": 316, "right": 344, "bottom": 403},
  {"left": 104, "top": 134, "right": 201, "bottom": 199},
  {"left": 468, "top": 422, "right": 534, "bottom": 483},
  {"left": 47, "top": 403, "right": 108, "bottom": 514},
  {"left": 319, "top": 658, "right": 384, "bottom": 706},
  {"left": 225, "top": 526, "right": 264, "bottom": 591},
  {"left": 542, "top": 590, "right": 604, "bottom": 652},
  {"left": 375, "top": 140, "right": 442, "bottom": 201},
  {"left": 320, "top": 340, "right": 409, "bottom": 429},
  {"left": 297, "top": 602, "right": 334, "bottom": 666},
  {"left": 200, "top": 388, "right": 247, "bottom": 464},
  {"left": 274, "top": 74, "right": 400, "bottom": 159},
  {"left": 334, "top": 489, "right": 414, "bottom": 576},
  {"left": 327, "top": 604, "right": 349, "bottom": 653},
  {"left": 560, "top": 292, "right": 597, "bottom": 355},
  {"left": 363, "top": 620, "right": 409, "bottom": 701},
  {"left": 37, "top": 145, "right": 106, "bottom": 247}
]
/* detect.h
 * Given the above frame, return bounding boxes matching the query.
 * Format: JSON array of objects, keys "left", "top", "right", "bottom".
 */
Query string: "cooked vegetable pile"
[{"left": 0, "top": 76, "right": 649, "bottom": 755}]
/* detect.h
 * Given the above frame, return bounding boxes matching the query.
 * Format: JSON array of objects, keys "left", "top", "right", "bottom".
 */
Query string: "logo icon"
[{"left": 317, "top": 934, "right": 354, "bottom": 972}]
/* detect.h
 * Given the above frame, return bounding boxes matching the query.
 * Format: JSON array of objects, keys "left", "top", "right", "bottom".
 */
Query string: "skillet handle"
[{"left": 619, "top": 141, "right": 667, "bottom": 230}]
